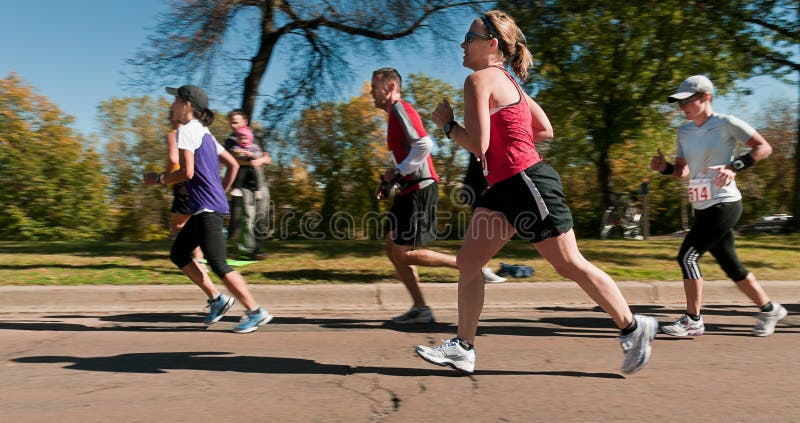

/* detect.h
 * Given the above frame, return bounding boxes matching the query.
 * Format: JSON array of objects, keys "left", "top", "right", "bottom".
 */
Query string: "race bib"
[{"left": 688, "top": 178, "right": 714, "bottom": 203}]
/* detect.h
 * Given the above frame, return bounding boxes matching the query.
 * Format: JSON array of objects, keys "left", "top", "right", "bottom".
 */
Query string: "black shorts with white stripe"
[{"left": 475, "top": 161, "right": 573, "bottom": 243}]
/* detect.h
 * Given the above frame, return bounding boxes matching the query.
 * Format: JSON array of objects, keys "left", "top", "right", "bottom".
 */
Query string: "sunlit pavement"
[{"left": 2, "top": 304, "right": 798, "bottom": 422}]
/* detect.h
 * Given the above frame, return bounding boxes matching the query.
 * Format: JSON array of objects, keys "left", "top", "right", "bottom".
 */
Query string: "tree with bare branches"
[{"left": 128, "top": 0, "right": 490, "bottom": 133}]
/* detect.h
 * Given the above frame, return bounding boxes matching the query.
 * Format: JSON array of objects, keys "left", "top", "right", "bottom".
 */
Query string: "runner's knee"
[
  {"left": 205, "top": 257, "right": 233, "bottom": 279},
  {"left": 723, "top": 264, "right": 749, "bottom": 282},
  {"left": 456, "top": 253, "right": 483, "bottom": 276},
  {"left": 170, "top": 248, "right": 192, "bottom": 270}
]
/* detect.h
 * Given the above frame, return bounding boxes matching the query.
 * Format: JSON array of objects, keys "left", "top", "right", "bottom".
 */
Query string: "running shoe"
[
  {"left": 415, "top": 338, "right": 476, "bottom": 373},
  {"left": 482, "top": 267, "right": 507, "bottom": 284},
  {"left": 391, "top": 306, "right": 434, "bottom": 324},
  {"left": 661, "top": 314, "right": 704, "bottom": 337},
  {"left": 203, "top": 294, "right": 235, "bottom": 325},
  {"left": 233, "top": 308, "right": 273, "bottom": 334},
  {"left": 619, "top": 314, "right": 658, "bottom": 374},
  {"left": 752, "top": 303, "right": 788, "bottom": 337}
]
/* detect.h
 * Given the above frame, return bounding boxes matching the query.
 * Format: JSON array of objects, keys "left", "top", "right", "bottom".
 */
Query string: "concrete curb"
[{"left": 1, "top": 281, "right": 799, "bottom": 313}]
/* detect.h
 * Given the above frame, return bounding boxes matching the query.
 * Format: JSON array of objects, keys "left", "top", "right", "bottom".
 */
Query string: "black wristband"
[
  {"left": 660, "top": 163, "right": 674, "bottom": 176},
  {"left": 731, "top": 154, "right": 755, "bottom": 172},
  {"left": 444, "top": 121, "right": 457, "bottom": 138}
]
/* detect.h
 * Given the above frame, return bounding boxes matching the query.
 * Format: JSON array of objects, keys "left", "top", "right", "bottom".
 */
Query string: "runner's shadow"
[
  {"left": 47, "top": 313, "right": 206, "bottom": 323},
  {"left": 315, "top": 317, "right": 621, "bottom": 339},
  {"left": 5, "top": 304, "right": 794, "bottom": 336},
  {"left": 0, "top": 320, "right": 209, "bottom": 332},
  {"left": 0, "top": 313, "right": 228, "bottom": 332},
  {"left": 260, "top": 269, "right": 392, "bottom": 283},
  {"left": 536, "top": 303, "right": 800, "bottom": 318},
  {"left": 11, "top": 352, "right": 623, "bottom": 379}
]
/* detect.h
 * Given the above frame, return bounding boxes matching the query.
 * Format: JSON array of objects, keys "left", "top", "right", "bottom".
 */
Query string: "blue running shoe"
[
  {"left": 233, "top": 308, "right": 273, "bottom": 334},
  {"left": 204, "top": 294, "right": 235, "bottom": 325}
]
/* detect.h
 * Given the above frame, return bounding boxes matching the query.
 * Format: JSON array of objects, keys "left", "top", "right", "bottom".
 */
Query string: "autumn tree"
[
  {"left": 0, "top": 73, "right": 109, "bottom": 240},
  {"left": 128, "top": 0, "right": 490, "bottom": 133},
  {"left": 293, "top": 83, "right": 387, "bottom": 238},
  {"left": 739, "top": 98, "right": 797, "bottom": 222},
  {"left": 97, "top": 96, "right": 173, "bottom": 240},
  {"left": 405, "top": 73, "right": 466, "bottom": 209}
]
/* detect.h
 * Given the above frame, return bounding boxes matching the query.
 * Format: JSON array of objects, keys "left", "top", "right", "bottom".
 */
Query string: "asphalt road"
[{"left": 2, "top": 303, "right": 799, "bottom": 422}]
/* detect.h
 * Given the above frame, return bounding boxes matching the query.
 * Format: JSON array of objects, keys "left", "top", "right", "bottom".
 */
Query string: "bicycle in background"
[{"left": 601, "top": 191, "right": 644, "bottom": 240}]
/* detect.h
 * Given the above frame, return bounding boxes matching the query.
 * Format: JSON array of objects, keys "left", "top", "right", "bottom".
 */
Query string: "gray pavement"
[{"left": 1, "top": 282, "right": 799, "bottom": 422}]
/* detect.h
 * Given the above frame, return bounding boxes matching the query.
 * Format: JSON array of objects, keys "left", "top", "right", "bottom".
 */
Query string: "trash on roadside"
[{"left": 497, "top": 263, "right": 534, "bottom": 278}]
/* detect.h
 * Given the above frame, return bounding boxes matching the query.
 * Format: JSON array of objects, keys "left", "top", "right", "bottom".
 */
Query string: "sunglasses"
[
  {"left": 464, "top": 31, "right": 492, "bottom": 44},
  {"left": 677, "top": 93, "right": 703, "bottom": 107}
]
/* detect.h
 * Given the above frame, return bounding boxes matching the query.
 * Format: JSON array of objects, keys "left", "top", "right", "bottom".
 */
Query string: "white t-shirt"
[
  {"left": 176, "top": 119, "right": 227, "bottom": 214},
  {"left": 675, "top": 113, "right": 756, "bottom": 210},
  {"left": 177, "top": 119, "right": 224, "bottom": 154}
]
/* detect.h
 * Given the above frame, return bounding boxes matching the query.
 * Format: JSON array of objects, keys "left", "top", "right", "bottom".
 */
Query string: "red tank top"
[{"left": 484, "top": 66, "right": 541, "bottom": 185}]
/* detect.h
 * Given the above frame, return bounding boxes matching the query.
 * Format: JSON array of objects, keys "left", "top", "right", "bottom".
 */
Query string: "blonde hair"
[{"left": 482, "top": 10, "right": 533, "bottom": 81}]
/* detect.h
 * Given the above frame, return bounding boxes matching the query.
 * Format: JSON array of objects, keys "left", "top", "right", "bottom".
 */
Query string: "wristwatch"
[
  {"left": 443, "top": 121, "right": 457, "bottom": 139},
  {"left": 731, "top": 159, "right": 746, "bottom": 171}
]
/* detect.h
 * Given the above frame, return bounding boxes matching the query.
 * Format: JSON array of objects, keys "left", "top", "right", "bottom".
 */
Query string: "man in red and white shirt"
[{"left": 370, "top": 68, "right": 504, "bottom": 325}]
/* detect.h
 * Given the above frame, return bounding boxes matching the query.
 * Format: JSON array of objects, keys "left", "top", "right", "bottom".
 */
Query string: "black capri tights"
[
  {"left": 677, "top": 200, "right": 749, "bottom": 282},
  {"left": 170, "top": 212, "right": 233, "bottom": 279}
]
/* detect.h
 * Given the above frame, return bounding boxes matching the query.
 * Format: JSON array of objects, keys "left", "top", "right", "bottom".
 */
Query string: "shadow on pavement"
[
  {"left": 260, "top": 269, "right": 393, "bottom": 283},
  {"left": 0, "top": 304, "right": 795, "bottom": 337},
  {"left": 11, "top": 352, "right": 624, "bottom": 379},
  {"left": 534, "top": 303, "right": 800, "bottom": 317},
  {"left": 0, "top": 313, "right": 215, "bottom": 332}
]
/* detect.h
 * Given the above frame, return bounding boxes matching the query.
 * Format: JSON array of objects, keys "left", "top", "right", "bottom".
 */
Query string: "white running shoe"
[
  {"left": 619, "top": 315, "right": 658, "bottom": 374},
  {"left": 391, "top": 306, "right": 434, "bottom": 324},
  {"left": 415, "top": 338, "right": 476, "bottom": 373},
  {"left": 752, "top": 303, "right": 788, "bottom": 337},
  {"left": 482, "top": 267, "right": 507, "bottom": 284},
  {"left": 661, "top": 314, "right": 705, "bottom": 337}
]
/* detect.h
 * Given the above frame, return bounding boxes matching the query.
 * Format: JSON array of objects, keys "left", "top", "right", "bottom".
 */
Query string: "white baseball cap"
[{"left": 667, "top": 75, "right": 714, "bottom": 103}]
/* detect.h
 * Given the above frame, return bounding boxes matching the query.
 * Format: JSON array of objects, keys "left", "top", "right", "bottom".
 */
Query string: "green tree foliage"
[
  {"left": 265, "top": 137, "right": 325, "bottom": 239},
  {"left": 500, "top": 0, "right": 797, "bottom": 234},
  {"left": 96, "top": 96, "right": 173, "bottom": 240},
  {"left": 0, "top": 73, "right": 109, "bottom": 240}
]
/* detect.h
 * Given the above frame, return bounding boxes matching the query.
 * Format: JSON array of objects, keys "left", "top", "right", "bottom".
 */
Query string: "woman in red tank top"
[{"left": 415, "top": 10, "right": 658, "bottom": 375}]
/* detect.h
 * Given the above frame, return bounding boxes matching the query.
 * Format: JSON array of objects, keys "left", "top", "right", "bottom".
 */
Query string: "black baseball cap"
[{"left": 165, "top": 85, "right": 209, "bottom": 110}]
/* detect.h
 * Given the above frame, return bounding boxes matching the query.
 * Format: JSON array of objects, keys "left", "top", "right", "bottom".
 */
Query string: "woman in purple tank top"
[{"left": 144, "top": 84, "right": 272, "bottom": 334}]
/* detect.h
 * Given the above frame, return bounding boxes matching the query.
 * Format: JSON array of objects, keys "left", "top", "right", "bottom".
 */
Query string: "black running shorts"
[
  {"left": 475, "top": 161, "right": 573, "bottom": 243},
  {"left": 171, "top": 183, "right": 191, "bottom": 215},
  {"left": 387, "top": 182, "right": 439, "bottom": 247}
]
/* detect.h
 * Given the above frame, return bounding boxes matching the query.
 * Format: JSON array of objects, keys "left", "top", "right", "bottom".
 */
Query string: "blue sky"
[{"left": 1, "top": 1, "right": 797, "bottom": 138}]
